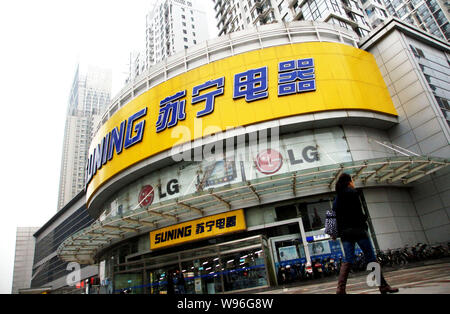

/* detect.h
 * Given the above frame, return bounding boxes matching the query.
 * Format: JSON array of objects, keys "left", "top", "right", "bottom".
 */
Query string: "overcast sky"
[{"left": 0, "top": 0, "right": 217, "bottom": 294}]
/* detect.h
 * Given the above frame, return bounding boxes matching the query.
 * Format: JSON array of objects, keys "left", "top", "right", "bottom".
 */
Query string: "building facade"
[
  {"left": 11, "top": 227, "right": 39, "bottom": 294},
  {"left": 360, "top": 17, "right": 450, "bottom": 245},
  {"left": 383, "top": 0, "right": 450, "bottom": 41},
  {"left": 145, "top": 0, "right": 209, "bottom": 68},
  {"left": 125, "top": 51, "right": 147, "bottom": 85},
  {"left": 28, "top": 192, "right": 99, "bottom": 294},
  {"left": 212, "top": 0, "right": 449, "bottom": 42},
  {"left": 57, "top": 65, "right": 112, "bottom": 210},
  {"left": 54, "top": 20, "right": 449, "bottom": 294},
  {"left": 361, "top": 0, "right": 390, "bottom": 29},
  {"left": 212, "top": 0, "right": 372, "bottom": 38}
]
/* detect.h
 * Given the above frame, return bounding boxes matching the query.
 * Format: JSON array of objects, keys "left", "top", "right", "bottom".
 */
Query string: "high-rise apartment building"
[
  {"left": 382, "top": 0, "right": 449, "bottom": 41},
  {"left": 125, "top": 51, "right": 147, "bottom": 84},
  {"left": 57, "top": 65, "right": 112, "bottom": 210},
  {"left": 360, "top": 0, "right": 390, "bottom": 29},
  {"left": 145, "top": 0, "right": 209, "bottom": 67},
  {"left": 212, "top": 0, "right": 449, "bottom": 41},
  {"left": 212, "top": 0, "right": 372, "bottom": 38},
  {"left": 11, "top": 227, "right": 39, "bottom": 294}
]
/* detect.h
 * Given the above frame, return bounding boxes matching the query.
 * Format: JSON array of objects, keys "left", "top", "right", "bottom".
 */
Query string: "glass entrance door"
[
  {"left": 146, "top": 263, "right": 179, "bottom": 295},
  {"left": 177, "top": 238, "right": 270, "bottom": 294},
  {"left": 113, "top": 235, "right": 271, "bottom": 294},
  {"left": 270, "top": 234, "right": 307, "bottom": 285}
]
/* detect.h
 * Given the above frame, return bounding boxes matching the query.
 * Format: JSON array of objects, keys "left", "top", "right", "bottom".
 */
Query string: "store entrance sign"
[
  {"left": 150, "top": 210, "right": 246, "bottom": 250},
  {"left": 86, "top": 42, "right": 398, "bottom": 205},
  {"left": 85, "top": 107, "right": 148, "bottom": 188}
]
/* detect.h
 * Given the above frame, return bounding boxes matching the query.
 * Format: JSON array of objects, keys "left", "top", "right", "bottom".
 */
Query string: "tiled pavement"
[{"left": 257, "top": 261, "right": 450, "bottom": 294}]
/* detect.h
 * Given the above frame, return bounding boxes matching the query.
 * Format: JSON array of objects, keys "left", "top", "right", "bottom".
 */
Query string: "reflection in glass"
[{"left": 112, "top": 236, "right": 269, "bottom": 294}]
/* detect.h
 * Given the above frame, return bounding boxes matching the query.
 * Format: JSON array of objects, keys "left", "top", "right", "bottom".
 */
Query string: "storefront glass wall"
[
  {"left": 101, "top": 190, "right": 378, "bottom": 292},
  {"left": 111, "top": 235, "right": 270, "bottom": 294}
]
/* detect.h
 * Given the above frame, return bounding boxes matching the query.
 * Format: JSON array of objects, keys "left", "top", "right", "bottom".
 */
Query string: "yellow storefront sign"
[
  {"left": 86, "top": 42, "right": 398, "bottom": 205},
  {"left": 150, "top": 210, "right": 246, "bottom": 250}
]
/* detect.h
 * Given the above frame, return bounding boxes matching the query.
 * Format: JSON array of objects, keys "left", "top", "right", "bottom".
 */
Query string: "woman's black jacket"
[{"left": 333, "top": 187, "right": 368, "bottom": 238}]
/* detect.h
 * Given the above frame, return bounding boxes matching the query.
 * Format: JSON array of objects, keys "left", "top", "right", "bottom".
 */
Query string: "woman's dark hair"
[{"left": 335, "top": 173, "right": 352, "bottom": 194}]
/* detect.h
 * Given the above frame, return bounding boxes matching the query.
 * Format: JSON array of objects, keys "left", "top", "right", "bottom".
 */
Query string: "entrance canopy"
[
  {"left": 18, "top": 287, "right": 52, "bottom": 294},
  {"left": 57, "top": 156, "right": 448, "bottom": 264}
]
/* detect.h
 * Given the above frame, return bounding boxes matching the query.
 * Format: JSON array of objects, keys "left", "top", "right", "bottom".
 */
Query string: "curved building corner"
[{"left": 54, "top": 20, "right": 449, "bottom": 294}]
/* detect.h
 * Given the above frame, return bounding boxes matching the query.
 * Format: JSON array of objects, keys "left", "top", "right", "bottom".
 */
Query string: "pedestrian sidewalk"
[{"left": 257, "top": 260, "right": 450, "bottom": 294}]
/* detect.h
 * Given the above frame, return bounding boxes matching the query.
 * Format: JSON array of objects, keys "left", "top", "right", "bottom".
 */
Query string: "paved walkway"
[{"left": 258, "top": 261, "right": 450, "bottom": 294}]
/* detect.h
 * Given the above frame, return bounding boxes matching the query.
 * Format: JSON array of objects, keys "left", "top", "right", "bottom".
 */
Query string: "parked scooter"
[
  {"left": 392, "top": 249, "right": 408, "bottom": 266},
  {"left": 328, "top": 258, "right": 339, "bottom": 276},
  {"left": 277, "top": 266, "right": 287, "bottom": 285},
  {"left": 321, "top": 258, "right": 334, "bottom": 277},
  {"left": 312, "top": 259, "right": 324, "bottom": 279},
  {"left": 304, "top": 262, "right": 314, "bottom": 280},
  {"left": 429, "top": 244, "right": 447, "bottom": 259}
]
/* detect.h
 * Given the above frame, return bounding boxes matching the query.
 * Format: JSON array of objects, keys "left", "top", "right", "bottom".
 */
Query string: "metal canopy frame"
[{"left": 57, "top": 156, "right": 448, "bottom": 264}]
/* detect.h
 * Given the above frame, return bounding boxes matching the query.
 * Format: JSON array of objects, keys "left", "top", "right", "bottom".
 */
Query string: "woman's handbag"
[{"left": 325, "top": 201, "right": 338, "bottom": 238}]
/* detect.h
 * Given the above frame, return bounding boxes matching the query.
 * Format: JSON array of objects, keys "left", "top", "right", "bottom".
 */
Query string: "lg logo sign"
[
  {"left": 254, "top": 146, "right": 319, "bottom": 175},
  {"left": 138, "top": 179, "right": 180, "bottom": 208},
  {"left": 254, "top": 149, "right": 283, "bottom": 175}
]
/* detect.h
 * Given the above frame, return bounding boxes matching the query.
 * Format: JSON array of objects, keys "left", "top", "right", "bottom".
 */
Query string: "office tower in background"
[
  {"left": 57, "top": 65, "right": 112, "bottom": 210},
  {"left": 11, "top": 227, "right": 39, "bottom": 294}
]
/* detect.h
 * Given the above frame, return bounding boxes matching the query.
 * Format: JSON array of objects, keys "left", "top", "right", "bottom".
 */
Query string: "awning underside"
[{"left": 57, "top": 156, "right": 448, "bottom": 264}]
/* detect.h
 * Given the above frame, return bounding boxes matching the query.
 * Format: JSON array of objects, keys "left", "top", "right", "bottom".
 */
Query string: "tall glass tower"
[{"left": 57, "top": 65, "right": 112, "bottom": 210}]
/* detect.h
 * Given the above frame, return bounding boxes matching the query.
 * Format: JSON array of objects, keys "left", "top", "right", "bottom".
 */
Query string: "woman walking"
[{"left": 334, "top": 173, "right": 399, "bottom": 294}]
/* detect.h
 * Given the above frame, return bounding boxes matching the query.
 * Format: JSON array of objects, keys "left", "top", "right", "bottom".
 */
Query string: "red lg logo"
[
  {"left": 138, "top": 185, "right": 155, "bottom": 208},
  {"left": 255, "top": 149, "right": 283, "bottom": 175}
]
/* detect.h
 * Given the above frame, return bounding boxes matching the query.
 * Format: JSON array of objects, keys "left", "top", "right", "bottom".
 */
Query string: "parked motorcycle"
[
  {"left": 304, "top": 262, "right": 314, "bottom": 280},
  {"left": 312, "top": 259, "right": 324, "bottom": 279}
]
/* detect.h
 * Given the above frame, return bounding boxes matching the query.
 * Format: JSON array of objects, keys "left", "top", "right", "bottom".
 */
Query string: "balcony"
[{"left": 342, "top": 2, "right": 364, "bottom": 15}]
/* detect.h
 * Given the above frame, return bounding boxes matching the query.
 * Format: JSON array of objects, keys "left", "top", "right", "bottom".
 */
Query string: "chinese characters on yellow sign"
[
  {"left": 150, "top": 210, "right": 246, "bottom": 250},
  {"left": 86, "top": 42, "right": 397, "bottom": 205}
]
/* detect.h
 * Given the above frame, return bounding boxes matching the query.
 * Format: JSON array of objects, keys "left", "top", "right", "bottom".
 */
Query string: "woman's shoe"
[{"left": 379, "top": 285, "right": 399, "bottom": 294}]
